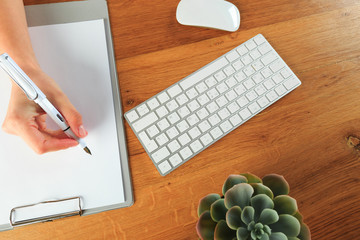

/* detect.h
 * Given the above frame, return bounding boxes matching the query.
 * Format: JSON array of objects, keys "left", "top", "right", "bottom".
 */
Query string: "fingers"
[
  {"left": 51, "top": 95, "right": 88, "bottom": 139},
  {"left": 20, "top": 124, "right": 79, "bottom": 154}
]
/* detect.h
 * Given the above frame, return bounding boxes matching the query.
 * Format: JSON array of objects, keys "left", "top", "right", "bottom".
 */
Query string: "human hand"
[{"left": 2, "top": 68, "right": 88, "bottom": 154}]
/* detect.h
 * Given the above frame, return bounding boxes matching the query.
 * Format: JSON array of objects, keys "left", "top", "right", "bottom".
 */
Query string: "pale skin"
[{"left": 0, "top": 0, "right": 88, "bottom": 154}]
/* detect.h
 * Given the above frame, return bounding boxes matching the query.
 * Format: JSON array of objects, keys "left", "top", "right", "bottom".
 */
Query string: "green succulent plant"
[{"left": 196, "top": 173, "right": 311, "bottom": 240}]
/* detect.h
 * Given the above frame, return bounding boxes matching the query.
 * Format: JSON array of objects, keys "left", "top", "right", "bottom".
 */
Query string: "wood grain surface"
[{"left": 2, "top": 0, "right": 360, "bottom": 239}]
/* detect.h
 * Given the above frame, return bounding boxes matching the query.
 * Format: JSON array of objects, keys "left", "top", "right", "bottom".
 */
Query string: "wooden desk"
[{"left": 2, "top": 0, "right": 360, "bottom": 239}]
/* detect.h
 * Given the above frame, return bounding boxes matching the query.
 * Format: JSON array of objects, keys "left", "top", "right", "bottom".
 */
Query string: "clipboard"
[{"left": 0, "top": 0, "right": 133, "bottom": 231}]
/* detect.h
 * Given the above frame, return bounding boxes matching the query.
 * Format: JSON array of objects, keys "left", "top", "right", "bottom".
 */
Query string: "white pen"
[{"left": 0, "top": 53, "right": 91, "bottom": 155}]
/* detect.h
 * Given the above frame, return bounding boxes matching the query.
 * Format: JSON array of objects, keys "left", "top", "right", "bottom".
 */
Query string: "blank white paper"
[{"left": 0, "top": 19, "right": 124, "bottom": 226}]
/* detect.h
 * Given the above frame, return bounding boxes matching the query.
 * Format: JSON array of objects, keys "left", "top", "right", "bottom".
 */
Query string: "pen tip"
[{"left": 84, "top": 147, "right": 92, "bottom": 155}]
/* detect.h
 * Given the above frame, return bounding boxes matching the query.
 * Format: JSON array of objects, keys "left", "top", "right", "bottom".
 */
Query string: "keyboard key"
[
  {"left": 210, "top": 127, "right": 223, "bottom": 139},
  {"left": 237, "top": 96, "right": 249, "bottom": 107},
  {"left": 244, "top": 79, "right": 255, "bottom": 89},
  {"left": 234, "top": 84, "right": 246, "bottom": 95},
  {"left": 167, "top": 84, "right": 182, "bottom": 98},
  {"left": 166, "top": 100, "right": 179, "bottom": 112},
  {"left": 241, "top": 55, "right": 253, "bottom": 65},
  {"left": 255, "top": 84, "right": 266, "bottom": 95},
  {"left": 179, "top": 146, "right": 192, "bottom": 159},
  {"left": 224, "top": 66, "right": 236, "bottom": 76},
  {"left": 216, "top": 82, "right": 229, "bottom": 94},
  {"left": 261, "top": 52, "right": 277, "bottom": 65},
  {"left": 214, "top": 71, "right": 227, "bottom": 81},
  {"left": 218, "top": 108, "right": 231, "bottom": 120},
  {"left": 147, "top": 125, "right": 159, "bottom": 138},
  {"left": 248, "top": 102, "right": 261, "bottom": 114},
  {"left": 243, "top": 66, "right": 256, "bottom": 77},
  {"left": 137, "top": 104, "right": 149, "bottom": 116},
  {"left": 220, "top": 120, "right": 232, "bottom": 132},
  {"left": 245, "top": 40, "right": 257, "bottom": 50},
  {"left": 187, "top": 114, "right": 200, "bottom": 126},
  {"left": 198, "top": 120, "right": 211, "bottom": 132},
  {"left": 188, "top": 126, "right": 201, "bottom": 139},
  {"left": 216, "top": 96, "right": 228, "bottom": 107},
  {"left": 156, "top": 133, "right": 169, "bottom": 146},
  {"left": 261, "top": 67, "right": 273, "bottom": 78},
  {"left": 197, "top": 108, "right": 210, "bottom": 120},
  {"left": 272, "top": 73, "right": 284, "bottom": 84},
  {"left": 158, "top": 160, "right": 172, "bottom": 174},
  {"left": 205, "top": 76, "right": 217, "bottom": 88},
  {"left": 178, "top": 133, "right": 191, "bottom": 146},
  {"left": 152, "top": 147, "right": 170, "bottom": 163},
  {"left": 207, "top": 88, "right": 220, "bottom": 100},
  {"left": 266, "top": 90, "right": 278, "bottom": 102},
  {"left": 246, "top": 90, "right": 258, "bottom": 101},
  {"left": 200, "top": 133, "right": 213, "bottom": 146},
  {"left": 253, "top": 34, "right": 266, "bottom": 45},
  {"left": 236, "top": 45, "right": 248, "bottom": 55},
  {"left": 227, "top": 102, "right": 240, "bottom": 114},
  {"left": 225, "top": 90, "right": 237, "bottom": 101},
  {"left": 139, "top": 131, "right": 158, "bottom": 153},
  {"left": 157, "top": 92, "right": 170, "bottom": 104},
  {"left": 186, "top": 88, "right": 198, "bottom": 99},
  {"left": 156, "top": 106, "right": 168, "bottom": 118},
  {"left": 196, "top": 82, "right": 208, "bottom": 93},
  {"left": 177, "top": 105, "right": 190, "bottom": 118},
  {"left": 188, "top": 100, "right": 200, "bottom": 112},
  {"left": 250, "top": 49, "right": 261, "bottom": 60},
  {"left": 176, "top": 94, "right": 189, "bottom": 105},
  {"left": 225, "top": 77, "right": 238, "bottom": 88},
  {"left": 166, "top": 127, "right": 179, "bottom": 139},
  {"left": 168, "top": 140, "right": 181, "bottom": 153},
  {"left": 233, "top": 60, "right": 244, "bottom": 70},
  {"left": 157, "top": 118, "right": 170, "bottom": 131},
  {"left": 235, "top": 71, "right": 247, "bottom": 82},
  {"left": 133, "top": 112, "right": 158, "bottom": 132},
  {"left": 284, "top": 77, "right": 300, "bottom": 90},
  {"left": 226, "top": 51, "right": 240, "bottom": 62},
  {"left": 167, "top": 112, "right": 180, "bottom": 124},
  {"left": 270, "top": 59, "right": 285, "bottom": 73},
  {"left": 264, "top": 79, "right": 275, "bottom": 89},
  {"left": 281, "top": 69, "right": 291, "bottom": 78},
  {"left": 190, "top": 140, "right": 203, "bottom": 153},
  {"left": 230, "top": 114, "right": 242, "bottom": 126},
  {"left": 208, "top": 114, "right": 221, "bottom": 126},
  {"left": 206, "top": 102, "right": 219, "bottom": 113},
  {"left": 252, "top": 73, "right": 265, "bottom": 84},
  {"left": 177, "top": 120, "right": 190, "bottom": 132},
  {"left": 147, "top": 98, "right": 160, "bottom": 110},
  {"left": 126, "top": 110, "right": 139, "bottom": 122},
  {"left": 257, "top": 96, "right": 270, "bottom": 108},
  {"left": 239, "top": 108, "right": 251, "bottom": 120},
  {"left": 180, "top": 57, "right": 228, "bottom": 90},
  {"left": 275, "top": 85, "right": 287, "bottom": 96},
  {"left": 169, "top": 154, "right": 182, "bottom": 167},
  {"left": 197, "top": 94, "right": 210, "bottom": 106},
  {"left": 258, "top": 43, "right": 272, "bottom": 54}
]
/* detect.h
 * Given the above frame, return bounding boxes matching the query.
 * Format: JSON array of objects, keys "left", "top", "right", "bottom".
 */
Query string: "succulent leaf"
[
  {"left": 211, "top": 199, "right": 228, "bottom": 222},
  {"left": 262, "top": 174, "right": 289, "bottom": 197},
  {"left": 198, "top": 194, "right": 221, "bottom": 217},
  {"left": 251, "top": 194, "right": 274, "bottom": 221},
  {"left": 241, "top": 206, "right": 255, "bottom": 225},
  {"left": 274, "top": 195, "right": 298, "bottom": 215},
  {"left": 236, "top": 227, "right": 249, "bottom": 240},
  {"left": 226, "top": 206, "right": 243, "bottom": 230},
  {"left": 293, "top": 211, "right": 303, "bottom": 223},
  {"left": 224, "top": 183, "right": 254, "bottom": 209},
  {"left": 222, "top": 175, "right": 248, "bottom": 195},
  {"left": 288, "top": 238, "right": 300, "bottom": 240},
  {"left": 269, "top": 232, "right": 287, "bottom": 240},
  {"left": 269, "top": 214, "right": 300, "bottom": 237},
  {"left": 214, "top": 220, "right": 237, "bottom": 240},
  {"left": 250, "top": 183, "right": 274, "bottom": 199},
  {"left": 264, "top": 225, "right": 271, "bottom": 235},
  {"left": 259, "top": 234, "right": 270, "bottom": 240},
  {"left": 240, "top": 173, "right": 262, "bottom": 183},
  {"left": 196, "top": 211, "right": 217, "bottom": 240},
  {"left": 298, "top": 223, "right": 311, "bottom": 240},
  {"left": 259, "top": 209, "right": 279, "bottom": 225}
]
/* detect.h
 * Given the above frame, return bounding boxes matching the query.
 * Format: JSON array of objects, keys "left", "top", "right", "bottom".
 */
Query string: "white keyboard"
[{"left": 125, "top": 34, "right": 301, "bottom": 176}]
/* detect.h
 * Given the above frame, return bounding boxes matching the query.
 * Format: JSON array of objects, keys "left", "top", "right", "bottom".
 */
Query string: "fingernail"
[{"left": 78, "top": 125, "right": 87, "bottom": 137}]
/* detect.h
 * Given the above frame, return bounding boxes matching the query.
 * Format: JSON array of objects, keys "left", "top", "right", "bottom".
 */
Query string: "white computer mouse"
[{"left": 176, "top": 0, "right": 240, "bottom": 32}]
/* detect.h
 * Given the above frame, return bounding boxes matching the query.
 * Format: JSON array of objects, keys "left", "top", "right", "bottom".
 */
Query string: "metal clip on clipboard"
[{"left": 9, "top": 197, "right": 82, "bottom": 227}]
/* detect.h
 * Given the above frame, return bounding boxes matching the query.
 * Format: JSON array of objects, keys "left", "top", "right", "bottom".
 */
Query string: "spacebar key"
[
  {"left": 180, "top": 57, "right": 228, "bottom": 90},
  {"left": 133, "top": 112, "right": 158, "bottom": 132}
]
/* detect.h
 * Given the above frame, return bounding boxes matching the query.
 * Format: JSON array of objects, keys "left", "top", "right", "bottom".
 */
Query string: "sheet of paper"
[{"left": 0, "top": 19, "right": 124, "bottom": 226}]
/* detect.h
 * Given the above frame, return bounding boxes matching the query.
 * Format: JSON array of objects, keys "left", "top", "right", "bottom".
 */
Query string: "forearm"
[{"left": 0, "top": 0, "right": 40, "bottom": 73}]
